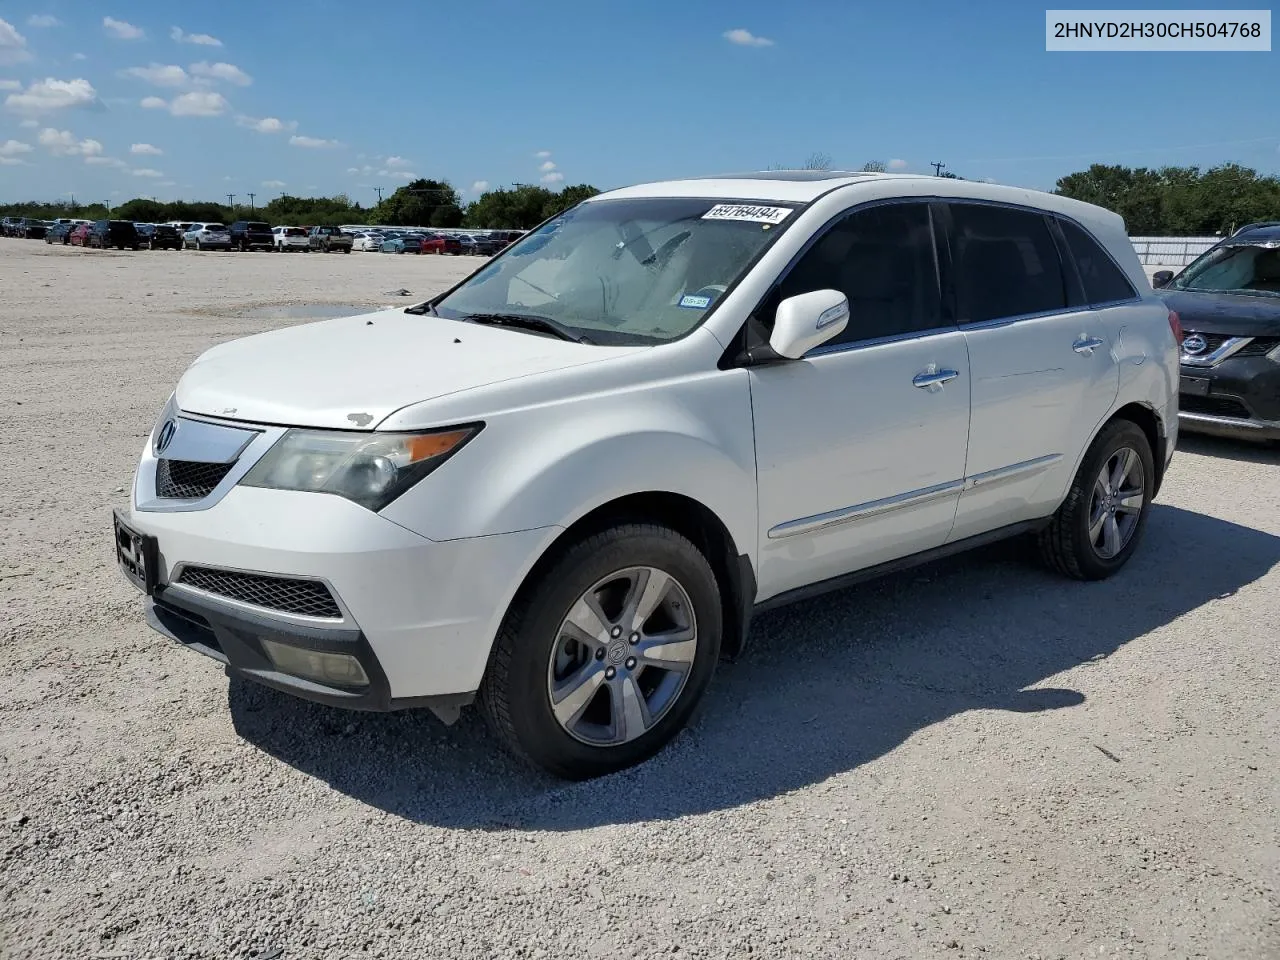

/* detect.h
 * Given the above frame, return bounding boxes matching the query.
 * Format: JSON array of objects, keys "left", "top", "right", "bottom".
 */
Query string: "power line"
[
  {"left": 246, "top": 192, "right": 256, "bottom": 211},
  {"left": 931, "top": 161, "right": 946, "bottom": 177},
  {"left": 226, "top": 193, "right": 236, "bottom": 210},
  {"left": 373, "top": 186, "right": 383, "bottom": 202}
]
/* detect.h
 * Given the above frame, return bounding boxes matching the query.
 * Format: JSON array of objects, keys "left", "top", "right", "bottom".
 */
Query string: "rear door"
[{"left": 944, "top": 202, "right": 1120, "bottom": 541}]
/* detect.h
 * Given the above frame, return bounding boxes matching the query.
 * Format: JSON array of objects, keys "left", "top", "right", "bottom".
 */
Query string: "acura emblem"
[
  {"left": 155, "top": 418, "right": 178, "bottom": 454},
  {"left": 1182, "top": 334, "right": 1208, "bottom": 356}
]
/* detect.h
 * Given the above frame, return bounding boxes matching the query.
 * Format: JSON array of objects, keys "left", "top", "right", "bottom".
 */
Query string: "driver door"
[{"left": 748, "top": 201, "right": 971, "bottom": 601}]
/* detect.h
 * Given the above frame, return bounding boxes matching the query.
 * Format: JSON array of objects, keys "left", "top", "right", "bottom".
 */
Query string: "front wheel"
[
  {"left": 479, "top": 524, "right": 722, "bottom": 780},
  {"left": 1039, "top": 419, "right": 1155, "bottom": 580}
]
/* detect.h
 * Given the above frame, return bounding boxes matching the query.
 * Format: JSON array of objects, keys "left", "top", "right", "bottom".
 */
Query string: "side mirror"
[
  {"left": 1151, "top": 270, "right": 1174, "bottom": 288},
  {"left": 769, "top": 289, "right": 850, "bottom": 359}
]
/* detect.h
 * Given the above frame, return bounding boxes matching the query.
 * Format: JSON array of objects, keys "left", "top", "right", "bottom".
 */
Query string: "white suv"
[{"left": 114, "top": 172, "right": 1180, "bottom": 779}]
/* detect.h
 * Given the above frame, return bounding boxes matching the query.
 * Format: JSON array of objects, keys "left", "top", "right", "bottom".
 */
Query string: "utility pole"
[
  {"left": 373, "top": 186, "right": 383, "bottom": 202},
  {"left": 930, "top": 161, "right": 946, "bottom": 177},
  {"left": 246, "top": 192, "right": 256, "bottom": 211},
  {"left": 226, "top": 193, "right": 236, "bottom": 211}
]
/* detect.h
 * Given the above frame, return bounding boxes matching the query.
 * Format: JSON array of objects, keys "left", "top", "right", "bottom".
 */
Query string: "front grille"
[
  {"left": 1236, "top": 336, "right": 1280, "bottom": 358},
  {"left": 176, "top": 566, "right": 342, "bottom": 619},
  {"left": 1180, "top": 395, "right": 1253, "bottom": 419},
  {"left": 1181, "top": 332, "right": 1231, "bottom": 360},
  {"left": 155, "top": 459, "right": 234, "bottom": 499}
]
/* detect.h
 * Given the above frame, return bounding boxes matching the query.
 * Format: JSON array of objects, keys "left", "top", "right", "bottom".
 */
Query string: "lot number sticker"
[{"left": 702, "top": 204, "right": 792, "bottom": 225}]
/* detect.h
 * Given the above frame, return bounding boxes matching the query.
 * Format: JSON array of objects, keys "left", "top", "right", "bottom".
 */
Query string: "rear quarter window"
[{"left": 1059, "top": 219, "right": 1138, "bottom": 304}]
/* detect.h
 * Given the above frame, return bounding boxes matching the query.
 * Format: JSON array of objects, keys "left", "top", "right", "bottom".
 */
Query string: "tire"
[
  {"left": 1039, "top": 419, "right": 1155, "bottom": 581},
  {"left": 478, "top": 523, "right": 722, "bottom": 780}
]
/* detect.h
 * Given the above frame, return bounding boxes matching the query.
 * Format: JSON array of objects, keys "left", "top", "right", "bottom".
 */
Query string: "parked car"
[
  {"left": 87, "top": 220, "right": 140, "bottom": 250},
  {"left": 418, "top": 234, "right": 446, "bottom": 255},
  {"left": 229, "top": 221, "right": 274, "bottom": 252},
  {"left": 1153, "top": 221, "right": 1280, "bottom": 443},
  {"left": 22, "top": 220, "right": 50, "bottom": 240},
  {"left": 309, "top": 225, "right": 353, "bottom": 253},
  {"left": 69, "top": 223, "right": 92, "bottom": 246},
  {"left": 113, "top": 172, "right": 1178, "bottom": 780},
  {"left": 469, "top": 234, "right": 506, "bottom": 256},
  {"left": 351, "top": 232, "right": 385, "bottom": 252},
  {"left": 45, "top": 222, "right": 74, "bottom": 244},
  {"left": 145, "top": 223, "right": 184, "bottom": 251},
  {"left": 183, "top": 223, "right": 232, "bottom": 250},
  {"left": 0, "top": 216, "right": 20, "bottom": 237},
  {"left": 272, "top": 226, "right": 311, "bottom": 252},
  {"left": 380, "top": 235, "right": 426, "bottom": 254}
]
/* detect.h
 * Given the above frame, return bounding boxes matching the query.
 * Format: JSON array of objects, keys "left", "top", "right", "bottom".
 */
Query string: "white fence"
[{"left": 1128, "top": 236, "right": 1218, "bottom": 267}]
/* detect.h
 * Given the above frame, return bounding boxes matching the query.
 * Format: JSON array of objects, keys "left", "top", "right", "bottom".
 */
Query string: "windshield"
[
  {"left": 431, "top": 197, "right": 797, "bottom": 345},
  {"left": 247, "top": 222, "right": 270, "bottom": 230},
  {"left": 1173, "top": 242, "right": 1280, "bottom": 297},
  {"left": 204, "top": 223, "right": 226, "bottom": 231}
]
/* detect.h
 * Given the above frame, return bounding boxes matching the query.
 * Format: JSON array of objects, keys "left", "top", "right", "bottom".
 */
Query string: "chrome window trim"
[
  {"left": 166, "top": 561, "right": 354, "bottom": 626},
  {"left": 768, "top": 480, "right": 964, "bottom": 540},
  {"left": 1181, "top": 336, "right": 1252, "bottom": 368},
  {"left": 961, "top": 304, "right": 1093, "bottom": 332},
  {"left": 805, "top": 323, "right": 958, "bottom": 357}
]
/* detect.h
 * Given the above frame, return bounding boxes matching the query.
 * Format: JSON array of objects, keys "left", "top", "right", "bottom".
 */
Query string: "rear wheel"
[
  {"left": 479, "top": 524, "right": 722, "bottom": 780},
  {"left": 1039, "top": 419, "right": 1154, "bottom": 580}
]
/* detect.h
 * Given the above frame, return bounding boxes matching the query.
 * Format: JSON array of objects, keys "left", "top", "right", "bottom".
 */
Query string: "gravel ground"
[{"left": 1, "top": 241, "right": 1277, "bottom": 960}]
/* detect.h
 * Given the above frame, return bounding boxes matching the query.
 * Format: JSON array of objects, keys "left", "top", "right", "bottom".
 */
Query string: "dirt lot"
[{"left": 1, "top": 241, "right": 1277, "bottom": 960}]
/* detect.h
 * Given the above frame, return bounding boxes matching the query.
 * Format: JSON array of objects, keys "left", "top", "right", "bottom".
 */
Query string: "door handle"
[
  {"left": 1073, "top": 336, "right": 1106, "bottom": 355},
  {"left": 912, "top": 368, "right": 960, "bottom": 389}
]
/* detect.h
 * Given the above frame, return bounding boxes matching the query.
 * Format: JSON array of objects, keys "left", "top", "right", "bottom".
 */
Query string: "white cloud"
[
  {"left": 103, "top": 17, "right": 144, "bottom": 40},
  {"left": 0, "top": 80, "right": 20, "bottom": 91},
  {"left": 131, "top": 167, "right": 163, "bottom": 177},
  {"left": 385, "top": 155, "right": 412, "bottom": 168},
  {"left": 168, "top": 90, "right": 228, "bottom": 116},
  {"left": 0, "top": 138, "right": 32, "bottom": 156},
  {"left": 262, "top": 179, "right": 286, "bottom": 188},
  {"left": 887, "top": 158, "right": 908, "bottom": 171},
  {"left": 140, "top": 96, "right": 167, "bottom": 109},
  {"left": 85, "top": 156, "right": 128, "bottom": 168},
  {"left": 0, "top": 18, "right": 32, "bottom": 65},
  {"left": 190, "top": 61, "right": 251, "bottom": 86},
  {"left": 534, "top": 150, "right": 552, "bottom": 159},
  {"left": 157, "top": 180, "right": 176, "bottom": 186},
  {"left": 27, "top": 15, "right": 61, "bottom": 28},
  {"left": 541, "top": 172, "right": 565, "bottom": 184},
  {"left": 4, "top": 77, "right": 100, "bottom": 114},
  {"left": 124, "top": 63, "right": 189, "bottom": 87},
  {"left": 131, "top": 142, "right": 162, "bottom": 155},
  {"left": 171, "top": 26, "right": 222, "bottom": 47},
  {"left": 539, "top": 160, "right": 557, "bottom": 173},
  {"left": 38, "top": 127, "right": 102, "bottom": 156},
  {"left": 235, "top": 115, "right": 295, "bottom": 134},
  {"left": 723, "top": 28, "right": 774, "bottom": 47},
  {"left": 290, "top": 135, "right": 341, "bottom": 148},
  {"left": 71, "top": 52, "right": 86, "bottom": 61},
  {"left": 0, "top": 156, "right": 23, "bottom": 165},
  {"left": 470, "top": 180, "right": 489, "bottom": 194},
  {"left": 18, "top": 117, "right": 37, "bottom": 127}
]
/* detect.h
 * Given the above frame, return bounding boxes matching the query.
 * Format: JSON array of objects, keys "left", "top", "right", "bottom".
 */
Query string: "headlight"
[{"left": 239, "top": 424, "right": 481, "bottom": 511}]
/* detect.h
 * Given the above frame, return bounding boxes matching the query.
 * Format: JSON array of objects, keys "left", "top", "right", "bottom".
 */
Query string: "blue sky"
[{"left": 1, "top": 1, "right": 1276, "bottom": 206}]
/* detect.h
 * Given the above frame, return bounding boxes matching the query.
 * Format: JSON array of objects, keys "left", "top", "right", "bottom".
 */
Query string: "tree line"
[{"left": 0, "top": 180, "right": 602, "bottom": 230}]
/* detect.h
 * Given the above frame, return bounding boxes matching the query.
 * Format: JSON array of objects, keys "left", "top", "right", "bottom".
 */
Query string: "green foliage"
[
  {"left": 371, "top": 179, "right": 461, "bottom": 227},
  {"left": 861, "top": 161, "right": 887, "bottom": 173},
  {"left": 0, "top": 199, "right": 109, "bottom": 220},
  {"left": 1055, "top": 163, "right": 1280, "bottom": 235},
  {"left": 257, "top": 193, "right": 365, "bottom": 226},
  {"left": 462, "top": 183, "right": 601, "bottom": 229}
]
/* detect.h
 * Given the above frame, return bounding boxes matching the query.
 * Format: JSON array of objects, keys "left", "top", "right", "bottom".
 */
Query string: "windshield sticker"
[
  {"left": 679, "top": 294, "right": 712, "bottom": 309},
  {"left": 702, "top": 204, "right": 792, "bottom": 225}
]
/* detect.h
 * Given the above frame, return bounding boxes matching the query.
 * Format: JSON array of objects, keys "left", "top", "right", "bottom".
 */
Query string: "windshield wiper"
[{"left": 463, "top": 312, "right": 594, "bottom": 344}]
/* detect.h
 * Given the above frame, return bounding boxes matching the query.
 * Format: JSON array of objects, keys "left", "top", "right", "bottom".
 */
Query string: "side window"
[
  {"left": 1059, "top": 219, "right": 1138, "bottom": 304},
  {"left": 949, "top": 203, "right": 1067, "bottom": 323},
  {"left": 775, "top": 202, "right": 943, "bottom": 345}
]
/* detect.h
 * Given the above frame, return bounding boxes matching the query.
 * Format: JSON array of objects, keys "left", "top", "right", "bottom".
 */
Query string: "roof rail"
[{"left": 1232, "top": 220, "right": 1280, "bottom": 235}]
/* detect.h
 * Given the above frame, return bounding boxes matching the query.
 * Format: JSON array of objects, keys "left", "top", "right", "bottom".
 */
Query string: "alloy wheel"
[
  {"left": 547, "top": 566, "right": 697, "bottom": 746},
  {"left": 1088, "top": 446, "right": 1145, "bottom": 559}
]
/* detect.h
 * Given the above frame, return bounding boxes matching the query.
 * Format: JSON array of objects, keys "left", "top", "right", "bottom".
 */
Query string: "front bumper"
[
  {"left": 1179, "top": 356, "right": 1280, "bottom": 442},
  {"left": 119, "top": 482, "right": 555, "bottom": 708}
]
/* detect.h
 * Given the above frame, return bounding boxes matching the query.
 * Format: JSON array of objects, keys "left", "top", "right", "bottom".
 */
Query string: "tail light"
[{"left": 1167, "top": 309, "right": 1184, "bottom": 346}]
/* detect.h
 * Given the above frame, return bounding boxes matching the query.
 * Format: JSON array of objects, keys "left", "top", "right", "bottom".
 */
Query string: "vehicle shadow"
[
  {"left": 1176, "top": 432, "right": 1280, "bottom": 466},
  {"left": 227, "top": 504, "right": 1280, "bottom": 830}
]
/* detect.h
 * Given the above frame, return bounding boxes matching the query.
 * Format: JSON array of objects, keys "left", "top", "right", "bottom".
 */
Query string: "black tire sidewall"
[
  {"left": 1066, "top": 422, "right": 1155, "bottom": 578},
  {"left": 500, "top": 528, "right": 722, "bottom": 778}
]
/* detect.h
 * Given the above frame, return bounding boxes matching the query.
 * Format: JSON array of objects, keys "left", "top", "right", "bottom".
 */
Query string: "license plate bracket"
[
  {"left": 1181, "top": 376, "right": 1211, "bottom": 397},
  {"left": 113, "top": 509, "right": 158, "bottom": 595}
]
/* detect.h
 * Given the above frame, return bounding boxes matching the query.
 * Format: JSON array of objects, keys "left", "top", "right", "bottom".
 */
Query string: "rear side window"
[
  {"left": 1058, "top": 219, "right": 1138, "bottom": 304},
  {"left": 948, "top": 203, "right": 1067, "bottom": 323},
  {"left": 776, "top": 201, "right": 944, "bottom": 345}
]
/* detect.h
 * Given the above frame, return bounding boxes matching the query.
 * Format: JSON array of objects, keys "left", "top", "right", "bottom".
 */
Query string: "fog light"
[{"left": 260, "top": 639, "right": 370, "bottom": 689}]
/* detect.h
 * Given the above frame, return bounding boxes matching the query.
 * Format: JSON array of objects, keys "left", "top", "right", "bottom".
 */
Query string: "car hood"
[
  {"left": 1159, "top": 289, "right": 1280, "bottom": 337},
  {"left": 176, "top": 309, "right": 625, "bottom": 429}
]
